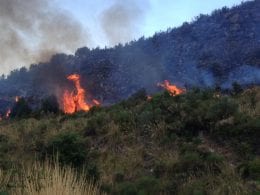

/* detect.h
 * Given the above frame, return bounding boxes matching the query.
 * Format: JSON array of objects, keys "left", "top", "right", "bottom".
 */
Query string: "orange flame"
[
  {"left": 1, "top": 98, "right": 17, "bottom": 121},
  {"left": 63, "top": 90, "right": 77, "bottom": 114},
  {"left": 157, "top": 80, "right": 185, "bottom": 96},
  {"left": 63, "top": 74, "right": 100, "bottom": 114}
]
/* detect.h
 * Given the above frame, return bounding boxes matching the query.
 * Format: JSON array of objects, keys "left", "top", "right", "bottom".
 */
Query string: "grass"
[
  {"left": 0, "top": 168, "right": 11, "bottom": 193},
  {"left": 1, "top": 159, "right": 103, "bottom": 195}
]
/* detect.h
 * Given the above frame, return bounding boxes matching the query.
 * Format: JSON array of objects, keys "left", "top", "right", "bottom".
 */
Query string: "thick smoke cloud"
[
  {"left": 100, "top": 0, "right": 149, "bottom": 46},
  {"left": 0, "top": 0, "right": 150, "bottom": 74},
  {"left": 0, "top": 0, "right": 91, "bottom": 74}
]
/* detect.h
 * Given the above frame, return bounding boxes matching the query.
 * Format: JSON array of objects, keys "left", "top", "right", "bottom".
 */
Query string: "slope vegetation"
[{"left": 0, "top": 86, "right": 259, "bottom": 194}]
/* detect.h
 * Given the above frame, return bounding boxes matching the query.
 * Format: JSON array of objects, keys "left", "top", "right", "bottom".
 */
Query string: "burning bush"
[
  {"left": 63, "top": 74, "right": 100, "bottom": 114},
  {"left": 157, "top": 80, "right": 185, "bottom": 96}
]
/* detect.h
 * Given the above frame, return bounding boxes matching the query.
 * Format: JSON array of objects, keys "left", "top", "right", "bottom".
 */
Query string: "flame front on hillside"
[
  {"left": 63, "top": 74, "right": 100, "bottom": 114},
  {"left": 158, "top": 80, "right": 185, "bottom": 96}
]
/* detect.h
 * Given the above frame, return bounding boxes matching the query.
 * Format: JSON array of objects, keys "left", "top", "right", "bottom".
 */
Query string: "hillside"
[
  {"left": 0, "top": 1, "right": 260, "bottom": 194},
  {"left": 0, "top": 86, "right": 259, "bottom": 194},
  {"left": 0, "top": 0, "right": 259, "bottom": 108}
]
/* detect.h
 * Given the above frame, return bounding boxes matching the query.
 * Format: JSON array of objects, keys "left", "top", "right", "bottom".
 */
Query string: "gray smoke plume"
[
  {"left": 0, "top": 0, "right": 91, "bottom": 75},
  {"left": 100, "top": 0, "right": 149, "bottom": 46}
]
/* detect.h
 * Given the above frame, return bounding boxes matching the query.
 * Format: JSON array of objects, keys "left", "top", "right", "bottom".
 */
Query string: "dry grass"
[
  {"left": 0, "top": 169, "right": 11, "bottom": 192},
  {"left": 1, "top": 159, "right": 103, "bottom": 195}
]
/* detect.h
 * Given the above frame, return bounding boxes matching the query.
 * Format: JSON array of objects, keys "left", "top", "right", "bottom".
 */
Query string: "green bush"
[
  {"left": 206, "top": 97, "right": 238, "bottom": 122},
  {"left": 181, "top": 180, "right": 206, "bottom": 195},
  {"left": 114, "top": 110, "right": 132, "bottom": 124},
  {"left": 85, "top": 162, "right": 100, "bottom": 181},
  {"left": 113, "top": 110, "right": 134, "bottom": 131},
  {"left": 46, "top": 131, "right": 88, "bottom": 167},
  {"left": 213, "top": 116, "right": 260, "bottom": 155},
  {"left": 173, "top": 151, "right": 205, "bottom": 176},
  {"left": 238, "top": 158, "right": 260, "bottom": 180},
  {"left": 135, "top": 176, "right": 161, "bottom": 195},
  {"left": 114, "top": 176, "right": 160, "bottom": 195},
  {"left": 0, "top": 135, "right": 13, "bottom": 169},
  {"left": 204, "top": 153, "right": 223, "bottom": 165},
  {"left": 113, "top": 171, "right": 125, "bottom": 183},
  {"left": 248, "top": 158, "right": 260, "bottom": 180},
  {"left": 84, "top": 112, "right": 108, "bottom": 135},
  {"left": 174, "top": 143, "right": 223, "bottom": 177},
  {"left": 116, "top": 182, "right": 137, "bottom": 195},
  {"left": 236, "top": 142, "right": 253, "bottom": 160}
]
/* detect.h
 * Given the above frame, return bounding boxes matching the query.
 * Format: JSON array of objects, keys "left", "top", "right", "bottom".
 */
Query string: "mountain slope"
[{"left": 0, "top": 0, "right": 259, "bottom": 105}]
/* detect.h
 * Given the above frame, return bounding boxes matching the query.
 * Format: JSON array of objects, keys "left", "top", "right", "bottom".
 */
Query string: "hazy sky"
[
  {"left": 0, "top": 0, "right": 249, "bottom": 74},
  {"left": 58, "top": 0, "right": 248, "bottom": 47}
]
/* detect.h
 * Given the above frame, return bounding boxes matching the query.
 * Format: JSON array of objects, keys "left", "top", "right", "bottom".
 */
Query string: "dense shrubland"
[{"left": 0, "top": 86, "right": 259, "bottom": 194}]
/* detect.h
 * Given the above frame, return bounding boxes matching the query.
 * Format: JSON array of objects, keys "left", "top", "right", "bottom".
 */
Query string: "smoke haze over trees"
[
  {"left": 0, "top": 0, "right": 259, "bottom": 107},
  {"left": 0, "top": 0, "right": 150, "bottom": 74},
  {"left": 0, "top": 0, "right": 93, "bottom": 74}
]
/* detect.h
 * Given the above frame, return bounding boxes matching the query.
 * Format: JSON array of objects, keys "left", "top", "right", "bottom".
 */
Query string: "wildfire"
[
  {"left": 0, "top": 108, "right": 11, "bottom": 121},
  {"left": 157, "top": 80, "right": 185, "bottom": 96},
  {"left": 0, "top": 96, "right": 19, "bottom": 121},
  {"left": 5, "top": 109, "right": 11, "bottom": 118},
  {"left": 63, "top": 74, "right": 100, "bottom": 114}
]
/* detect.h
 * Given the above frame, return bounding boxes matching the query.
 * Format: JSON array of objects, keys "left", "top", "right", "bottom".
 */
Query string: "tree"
[
  {"left": 41, "top": 95, "right": 59, "bottom": 114},
  {"left": 10, "top": 98, "right": 32, "bottom": 118}
]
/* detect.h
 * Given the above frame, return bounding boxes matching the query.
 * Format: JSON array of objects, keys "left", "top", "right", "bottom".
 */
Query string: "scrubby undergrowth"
[{"left": 0, "top": 86, "right": 260, "bottom": 194}]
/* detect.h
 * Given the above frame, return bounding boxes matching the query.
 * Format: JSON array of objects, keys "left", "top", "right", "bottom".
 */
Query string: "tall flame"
[
  {"left": 158, "top": 80, "right": 185, "bottom": 96},
  {"left": 63, "top": 74, "right": 100, "bottom": 114}
]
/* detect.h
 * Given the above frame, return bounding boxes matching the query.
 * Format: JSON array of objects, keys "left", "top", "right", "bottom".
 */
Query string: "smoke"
[
  {"left": 222, "top": 65, "right": 260, "bottom": 88},
  {"left": 100, "top": 0, "right": 149, "bottom": 46},
  {"left": 0, "top": 0, "right": 151, "bottom": 75},
  {"left": 0, "top": 0, "right": 91, "bottom": 75}
]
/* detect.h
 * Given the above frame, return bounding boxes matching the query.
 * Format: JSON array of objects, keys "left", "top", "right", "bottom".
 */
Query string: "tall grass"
[
  {"left": 0, "top": 169, "right": 11, "bottom": 193},
  {"left": 1, "top": 160, "right": 103, "bottom": 195}
]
